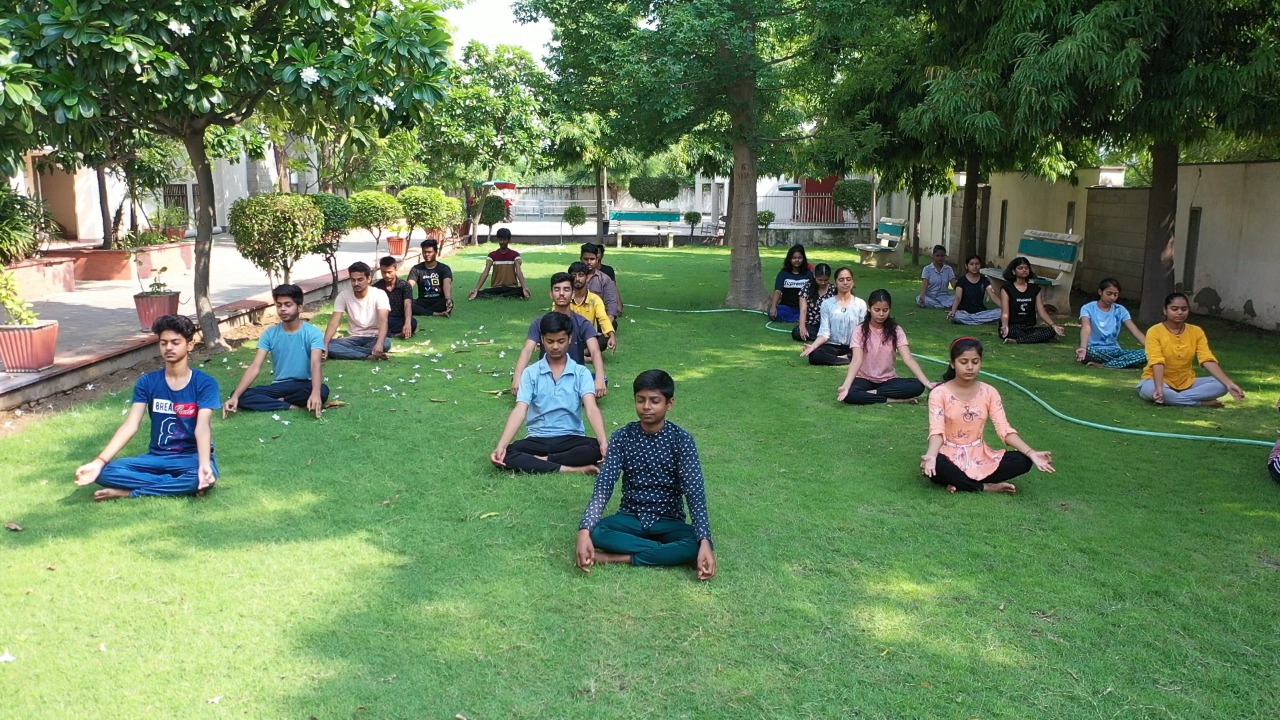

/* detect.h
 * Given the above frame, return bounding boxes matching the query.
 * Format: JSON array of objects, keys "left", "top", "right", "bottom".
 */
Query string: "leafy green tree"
[
  {"left": 228, "top": 194, "right": 323, "bottom": 286},
  {"left": 757, "top": 210, "right": 776, "bottom": 229},
  {"left": 309, "top": 193, "right": 351, "bottom": 298},
  {"left": 397, "top": 186, "right": 458, "bottom": 241},
  {"left": 683, "top": 210, "right": 702, "bottom": 238},
  {"left": 832, "top": 180, "right": 874, "bottom": 222},
  {"left": 417, "top": 42, "right": 549, "bottom": 244},
  {"left": 628, "top": 177, "right": 681, "bottom": 208},
  {"left": 547, "top": 111, "right": 641, "bottom": 241},
  {"left": 348, "top": 191, "right": 403, "bottom": 258},
  {"left": 3, "top": 1, "right": 450, "bottom": 350},
  {"left": 478, "top": 195, "right": 507, "bottom": 242},
  {"left": 563, "top": 205, "right": 587, "bottom": 235}
]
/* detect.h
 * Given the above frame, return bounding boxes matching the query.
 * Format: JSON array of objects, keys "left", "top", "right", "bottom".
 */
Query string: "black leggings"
[
  {"left": 502, "top": 435, "right": 602, "bottom": 474},
  {"left": 1002, "top": 324, "right": 1057, "bottom": 344},
  {"left": 931, "top": 451, "right": 1032, "bottom": 492},
  {"left": 791, "top": 323, "right": 819, "bottom": 342},
  {"left": 808, "top": 343, "right": 852, "bottom": 366},
  {"left": 841, "top": 377, "right": 926, "bottom": 405}
]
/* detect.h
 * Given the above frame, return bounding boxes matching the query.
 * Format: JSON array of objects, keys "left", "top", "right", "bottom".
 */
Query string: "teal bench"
[
  {"left": 609, "top": 210, "right": 683, "bottom": 223},
  {"left": 854, "top": 217, "right": 907, "bottom": 267},
  {"left": 980, "top": 230, "right": 1083, "bottom": 314}
]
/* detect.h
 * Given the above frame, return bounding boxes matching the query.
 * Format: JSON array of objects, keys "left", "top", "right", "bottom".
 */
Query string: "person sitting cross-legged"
[
  {"left": 408, "top": 239, "right": 454, "bottom": 317},
  {"left": 580, "top": 242, "right": 621, "bottom": 324},
  {"left": 568, "top": 261, "right": 617, "bottom": 352},
  {"left": 575, "top": 369, "right": 716, "bottom": 580},
  {"left": 491, "top": 312, "right": 609, "bottom": 474},
  {"left": 74, "top": 315, "right": 221, "bottom": 501},
  {"left": 467, "top": 228, "right": 530, "bottom": 299},
  {"left": 324, "top": 261, "right": 391, "bottom": 360},
  {"left": 510, "top": 272, "right": 608, "bottom": 398},
  {"left": 374, "top": 255, "right": 417, "bottom": 339},
  {"left": 223, "top": 284, "right": 329, "bottom": 418}
]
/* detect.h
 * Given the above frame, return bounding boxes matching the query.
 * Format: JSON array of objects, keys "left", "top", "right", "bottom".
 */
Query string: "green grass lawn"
[{"left": 3, "top": 245, "right": 1280, "bottom": 719}]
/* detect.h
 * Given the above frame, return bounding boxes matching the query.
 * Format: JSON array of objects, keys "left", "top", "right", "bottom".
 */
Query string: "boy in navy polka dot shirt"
[{"left": 576, "top": 369, "right": 716, "bottom": 580}]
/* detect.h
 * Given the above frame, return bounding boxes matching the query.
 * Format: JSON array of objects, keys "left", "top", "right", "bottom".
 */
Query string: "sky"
[{"left": 441, "top": 0, "right": 554, "bottom": 63}]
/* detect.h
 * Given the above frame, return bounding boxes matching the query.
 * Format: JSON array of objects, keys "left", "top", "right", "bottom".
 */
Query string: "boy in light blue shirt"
[
  {"left": 491, "top": 312, "right": 608, "bottom": 474},
  {"left": 224, "top": 284, "right": 329, "bottom": 417}
]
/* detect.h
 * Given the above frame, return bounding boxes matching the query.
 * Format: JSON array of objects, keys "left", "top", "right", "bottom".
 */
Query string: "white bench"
[
  {"left": 854, "top": 217, "right": 906, "bottom": 267},
  {"left": 980, "top": 229, "right": 1083, "bottom": 314}
]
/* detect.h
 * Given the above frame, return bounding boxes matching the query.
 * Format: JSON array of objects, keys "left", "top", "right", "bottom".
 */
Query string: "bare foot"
[
  {"left": 594, "top": 551, "right": 632, "bottom": 564},
  {"left": 93, "top": 488, "right": 130, "bottom": 502},
  {"left": 886, "top": 398, "right": 919, "bottom": 404},
  {"left": 559, "top": 464, "right": 600, "bottom": 474},
  {"left": 983, "top": 482, "right": 1018, "bottom": 494},
  {"left": 1200, "top": 399, "right": 1225, "bottom": 408},
  {"left": 1085, "top": 361, "right": 1104, "bottom": 368},
  {"left": 946, "top": 484, "right": 958, "bottom": 493},
  {"left": 1003, "top": 337, "right": 1018, "bottom": 345}
]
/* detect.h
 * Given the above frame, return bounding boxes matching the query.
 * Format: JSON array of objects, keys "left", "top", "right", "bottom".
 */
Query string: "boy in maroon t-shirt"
[{"left": 468, "top": 228, "right": 530, "bottom": 299}]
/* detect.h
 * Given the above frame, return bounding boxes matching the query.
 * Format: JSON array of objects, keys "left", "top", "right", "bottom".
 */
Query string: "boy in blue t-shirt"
[
  {"left": 223, "top": 284, "right": 329, "bottom": 418},
  {"left": 74, "top": 315, "right": 222, "bottom": 500}
]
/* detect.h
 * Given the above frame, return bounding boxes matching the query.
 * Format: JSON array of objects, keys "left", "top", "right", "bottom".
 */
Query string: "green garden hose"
[{"left": 622, "top": 303, "right": 1275, "bottom": 448}]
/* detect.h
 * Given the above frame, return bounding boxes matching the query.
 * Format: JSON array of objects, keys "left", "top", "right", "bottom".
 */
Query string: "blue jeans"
[
  {"left": 97, "top": 453, "right": 219, "bottom": 497},
  {"left": 590, "top": 513, "right": 700, "bottom": 567},
  {"left": 239, "top": 380, "right": 329, "bottom": 411},
  {"left": 328, "top": 335, "right": 391, "bottom": 360}
]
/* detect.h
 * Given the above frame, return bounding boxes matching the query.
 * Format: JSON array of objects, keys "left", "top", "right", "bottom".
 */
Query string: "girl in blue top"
[{"left": 1076, "top": 278, "right": 1147, "bottom": 369}]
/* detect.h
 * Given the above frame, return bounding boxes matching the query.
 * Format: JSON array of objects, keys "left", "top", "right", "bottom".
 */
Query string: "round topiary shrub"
[
  {"left": 309, "top": 193, "right": 351, "bottom": 297},
  {"left": 832, "top": 179, "right": 874, "bottom": 219},
  {"left": 628, "top": 176, "right": 681, "bottom": 208},
  {"left": 757, "top": 210, "right": 777, "bottom": 228},
  {"left": 347, "top": 190, "right": 403, "bottom": 253},
  {"left": 479, "top": 195, "right": 507, "bottom": 240},
  {"left": 683, "top": 210, "right": 702, "bottom": 237},
  {"left": 229, "top": 193, "right": 324, "bottom": 285},
  {"left": 398, "top": 186, "right": 457, "bottom": 239},
  {"left": 563, "top": 205, "right": 587, "bottom": 235}
]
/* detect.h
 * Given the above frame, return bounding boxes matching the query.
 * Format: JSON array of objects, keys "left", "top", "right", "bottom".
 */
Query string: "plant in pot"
[
  {"left": 132, "top": 264, "right": 180, "bottom": 332},
  {"left": 347, "top": 190, "right": 402, "bottom": 260},
  {"left": 0, "top": 263, "right": 59, "bottom": 372},
  {"left": 386, "top": 222, "right": 410, "bottom": 256},
  {"left": 152, "top": 205, "right": 190, "bottom": 240}
]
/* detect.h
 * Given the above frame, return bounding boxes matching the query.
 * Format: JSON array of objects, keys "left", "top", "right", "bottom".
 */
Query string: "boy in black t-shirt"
[
  {"left": 408, "top": 239, "right": 454, "bottom": 317},
  {"left": 374, "top": 256, "right": 416, "bottom": 338}
]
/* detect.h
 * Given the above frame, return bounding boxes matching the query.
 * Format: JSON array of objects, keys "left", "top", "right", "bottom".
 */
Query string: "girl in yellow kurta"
[
  {"left": 1137, "top": 292, "right": 1245, "bottom": 407},
  {"left": 921, "top": 337, "right": 1056, "bottom": 493}
]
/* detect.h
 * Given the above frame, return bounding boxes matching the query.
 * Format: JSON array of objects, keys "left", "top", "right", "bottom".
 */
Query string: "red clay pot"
[
  {"left": 133, "top": 292, "right": 181, "bottom": 332},
  {"left": 0, "top": 320, "right": 59, "bottom": 373},
  {"left": 387, "top": 236, "right": 408, "bottom": 256}
]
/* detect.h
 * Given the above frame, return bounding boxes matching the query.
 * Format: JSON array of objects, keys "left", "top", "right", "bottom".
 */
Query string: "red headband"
[{"left": 950, "top": 336, "right": 977, "bottom": 351}]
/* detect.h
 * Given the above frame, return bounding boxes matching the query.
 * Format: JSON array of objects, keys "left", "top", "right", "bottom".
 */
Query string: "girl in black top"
[
  {"left": 948, "top": 254, "right": 1002, "bottom": 325},
  {"left": 769, "top": 244, "right": 814, "bottom": 324},
  {"left": 999, "top": 257, "right": 1064, "bottom": 344}
]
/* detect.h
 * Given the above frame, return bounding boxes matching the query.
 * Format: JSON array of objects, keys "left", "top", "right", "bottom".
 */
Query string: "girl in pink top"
[
  {"left": 836, "top": 290, "right": 935, "bottom": 405},
  {"left": 921, "top": 337, "right": 1055, "bottom": 493}
]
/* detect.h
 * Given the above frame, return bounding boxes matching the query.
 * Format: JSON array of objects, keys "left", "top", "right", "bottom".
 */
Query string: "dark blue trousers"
[
  {"left": 97, "top": 453, "right": 219, "bottom": 497},
  {"left": 590, "top": 513, "right": 700, "bottom": 566},
  {"left": 239, "top": 380, "right": 330, "bottom": 411}
]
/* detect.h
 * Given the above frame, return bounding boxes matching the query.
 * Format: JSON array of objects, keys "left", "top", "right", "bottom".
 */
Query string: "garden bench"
[
  {"left": 980, "top": 229, "right": 1083, "bottom": 314},
  {"left": 854, "top": 217, "right": 906, "bottom": 267}
]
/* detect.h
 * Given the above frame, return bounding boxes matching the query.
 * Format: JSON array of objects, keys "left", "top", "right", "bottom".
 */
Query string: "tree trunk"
[
  {"left": 911, "top": 189, "right": 922, "bottom": 266},
  {"left": 1138, "top": 140, "right": 1179, "bottom": 326},
  {"left": 868, "top": 175, "right": 878, "bottom": 243},
  {"left": 274, "top": 142, "right": 290, "bottom": 192},
  {"left": 96, "top": 166, "right": 113, "bottom": 249},
  {"left": 594, "top": 163, "right": 606, "bottom": 242},
  {"left": 182, "top": 129, "right": 230, "bottom": 353},
  {"left": 724, "top": 73, "right": 766, "bottom": 310},
  {"left": 960, "top": 151, "right": 981, "bottom": 259},
  {"left": 723, "top": 171, "right": 735, "bottom": 247}
]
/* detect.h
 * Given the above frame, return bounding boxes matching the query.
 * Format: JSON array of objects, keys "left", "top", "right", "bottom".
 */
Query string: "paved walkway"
[{"left": 0, "top": 229, "right": 393, "bottom": 397}]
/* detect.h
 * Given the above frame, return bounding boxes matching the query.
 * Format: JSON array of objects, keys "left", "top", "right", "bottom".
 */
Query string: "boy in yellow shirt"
[{"left": 568, "top": 261, "right": 617, "bottom": 352}]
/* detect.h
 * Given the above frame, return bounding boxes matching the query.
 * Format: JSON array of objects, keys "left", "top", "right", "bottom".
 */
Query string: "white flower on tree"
[
  {"left": 300, "top": 66, "right": 320, "bottom": 85},
  {"left": 167, "top": 20, "right": 192, "bottom": 36},
  {"left": 373, "top": 94, "right": 396, "bottom": 110}
]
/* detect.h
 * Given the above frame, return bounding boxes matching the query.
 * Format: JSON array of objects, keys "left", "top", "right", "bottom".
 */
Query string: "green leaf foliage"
[
  {"left": 0, "top": 185, "right": 40, "bottom": 265},
  {"left": 228, "top": 193, "right": 323, "bottom": 283},
  {"left": 347, "top": 191, "right": 403, "bottom": 236},
  {"left": 756, "top": 210, "right": 776, "bottom": 229},
  {"left": 628, "top": 176, "right": 680, "bottom": 208},
  {"left": 397, "top": 186, "right": 458, "bottom": 236},
  {"left": 478, "top": 195, "right": 506, "bottom": 230},
  {"left": 562, "top": 205, "right": 587, "bottom": 228},
  {"left": 309, "top": 192, "right": 351, "bottom": 246},
  {"left": 832, "top": 179, "right": 874, "bottom": 218}
]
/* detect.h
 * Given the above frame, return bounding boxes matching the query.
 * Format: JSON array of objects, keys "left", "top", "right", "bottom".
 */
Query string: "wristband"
[{"left": 95, "top": 456, "right": 110, "bottom": 466}]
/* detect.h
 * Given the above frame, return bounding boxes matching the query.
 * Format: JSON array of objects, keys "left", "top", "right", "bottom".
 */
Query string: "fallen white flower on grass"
[
  {"left": 383, "top": 385, "right": 392, "bottom": 391},
  {"left": 0, "top": 649, "right": 14, "bottom": 662},
  {"left": 2, "top": 421, "right": 12, "bottom": 429},
  {"left": 413, "top": 365, "right": 420, "bottom": 369},
  {"left": 280, "top": 420, "right": 291, "bottom": 426},
  {"left": 271, "top": 414, "right": 281, "bottom": 421},
  {"left": 121, "top": 409, "right": 128, "bottom": 415},
  {"left": 85, "top": 383, "right": 95, "bottom": 391},
  {"left": 259, "top": 438, "right": 265, "bottom": 443},
  {"left": 430, "top": 358, "right": 439, "bottom": 363},
  {"left": 479, "top": 325, "right": 485, "bottom": 330},
  {"left": 14, "top": 409, "right": 23, "bottom": 416},
  {"left": 207, "top": 696, "right": 222, "bottom": 705},
  {"left": 498, "top": 351, "right": 506, "bottom": 358},
  {"left": 629, "top": 318, "right": 636, "bottom": 323}
]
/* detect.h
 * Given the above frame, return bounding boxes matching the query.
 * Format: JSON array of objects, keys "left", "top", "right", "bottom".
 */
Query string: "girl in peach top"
[{"left": 921, "top": 338, "right": 1056, "bottom": 493}]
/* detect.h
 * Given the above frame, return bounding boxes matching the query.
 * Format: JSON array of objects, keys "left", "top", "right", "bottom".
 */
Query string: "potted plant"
[
  {"left": 152, "top": 205, "right": 190, "bottom": 240},
  {"left": 386, "top": 222, "right": 409, "bottom": 256},
  {"left": 132, "top": 264, "right": 180, "bottom": 332},
  {"left": 0, "top": 263, "right": 59, "bottom": 372}
]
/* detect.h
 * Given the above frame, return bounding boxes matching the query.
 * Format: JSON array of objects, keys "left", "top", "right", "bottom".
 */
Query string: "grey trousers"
[
  {"left": 952, "top": 308, "right": 1002, "bottom": 325},
  {"left": 1137, "top": 377, "right": 1226, "bottom": 406}
]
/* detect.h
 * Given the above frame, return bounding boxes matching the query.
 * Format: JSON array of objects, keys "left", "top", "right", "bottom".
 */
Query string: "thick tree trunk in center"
[
  {"left": 274, "top": 142, "right": 290, "bottom": 192},
  {"left": 96, "top": 167, "right": 113, "bottom": 249},
  {"left": 183, "top": 128, "right": 230, "bottom": 353},
  {"left": 1138, "top": 140, "right": 1179, "bottom": 326},
  {"left": 960, "top": 151, "right": 981, "bottom": 260},
  {"left": 723, "top": 78, "right": 766, "bottom": 309}
]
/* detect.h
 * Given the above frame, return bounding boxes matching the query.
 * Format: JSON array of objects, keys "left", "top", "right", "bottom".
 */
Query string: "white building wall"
[{"left": 1175, "top": 161, "right": 1280, "bottom": 329}]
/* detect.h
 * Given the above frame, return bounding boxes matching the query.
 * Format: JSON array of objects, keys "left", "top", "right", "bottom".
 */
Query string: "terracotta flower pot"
[
  {"left": 134, "top": 292, "right": 181, "bottom": 332},
  {"left": 0, "top": 320, "right": 59, "bottom": 373},
  {"left": 387, "top": 236, "right": 408, "bottom": 256}
]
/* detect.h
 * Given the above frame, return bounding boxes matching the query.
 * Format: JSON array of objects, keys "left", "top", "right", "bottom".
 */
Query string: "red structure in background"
[{"left": 794, "top": 176, "right": 844, "bottom": 223}]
